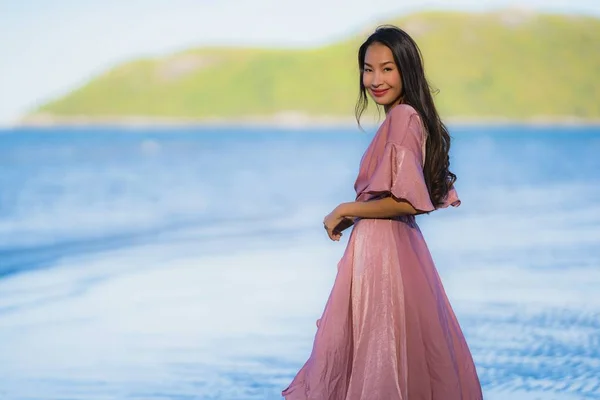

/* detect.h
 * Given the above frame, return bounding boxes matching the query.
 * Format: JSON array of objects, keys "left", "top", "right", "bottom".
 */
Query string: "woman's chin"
[
  {"left": 371, "top": 95, "right": 394, "bottom": 107},
  {"left": 371, "top": 99, "right": 383, "bottom": 105},
  {"left": 371, "top": 97, "right": 394, "bottom": 107},
  {"left": 369, "top": 95, "right": 403, "bottom": 109}
]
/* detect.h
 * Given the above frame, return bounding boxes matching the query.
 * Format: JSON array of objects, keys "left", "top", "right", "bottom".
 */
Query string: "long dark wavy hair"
[{"left": 355, "top": 25, "right": 456, "bottom": 208}]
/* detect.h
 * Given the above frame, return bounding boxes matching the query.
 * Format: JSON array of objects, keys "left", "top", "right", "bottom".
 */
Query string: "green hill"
[{"left": 29, "top": 9, "right": 600, "bottom": 122}]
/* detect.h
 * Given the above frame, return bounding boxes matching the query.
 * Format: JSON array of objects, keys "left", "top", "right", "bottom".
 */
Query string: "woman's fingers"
[
  {"left": 324, "top": 220, "right": 343, "bottom": 241},
  {"left": 327, "top": 228, "right": 336, "bottom": 240},
  {"left": 327, "top": 228, "right": 338, "bottom": 241},
  {"left": 329, "top": 231, "right": 342, "bottom": 241}
]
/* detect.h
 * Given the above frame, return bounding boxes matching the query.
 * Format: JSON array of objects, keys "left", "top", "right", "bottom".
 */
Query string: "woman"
[{"left": 281, "top": 25, "right": 483, "bottom": 400}]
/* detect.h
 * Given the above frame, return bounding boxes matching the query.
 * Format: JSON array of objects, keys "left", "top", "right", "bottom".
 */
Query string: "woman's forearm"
[{"left": 336, "top": 196, "right": 418, "bottom": 219}]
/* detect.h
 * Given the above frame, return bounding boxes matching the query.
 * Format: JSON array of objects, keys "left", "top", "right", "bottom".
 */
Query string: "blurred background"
[{"left": 1, "top": 1, "right": 600, "bottom": 399}]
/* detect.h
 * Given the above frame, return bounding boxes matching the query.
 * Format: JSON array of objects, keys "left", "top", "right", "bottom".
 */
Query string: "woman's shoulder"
[
  {"left": 383, "top": 103, "right": 423, "bottom": 144},
  {"left": 387, "top": 103, "right": 420, "bottom": 122}
]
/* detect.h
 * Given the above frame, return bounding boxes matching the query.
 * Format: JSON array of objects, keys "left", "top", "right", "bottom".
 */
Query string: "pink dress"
[{"left": 281, "top": 104, "right": 483, "bottom": 400}]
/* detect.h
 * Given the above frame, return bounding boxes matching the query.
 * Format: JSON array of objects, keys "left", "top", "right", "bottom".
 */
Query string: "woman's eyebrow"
[{"left": 364, "top": 61, "right": 395, "bottom": 67}]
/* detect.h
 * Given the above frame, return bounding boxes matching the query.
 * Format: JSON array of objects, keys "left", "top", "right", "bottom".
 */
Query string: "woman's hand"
[
  {"left": 323, "top": 207, "right": 346, "bottom": 241},
  {"left": 334, "top": 216, "right": 355, "bottom": 234}
]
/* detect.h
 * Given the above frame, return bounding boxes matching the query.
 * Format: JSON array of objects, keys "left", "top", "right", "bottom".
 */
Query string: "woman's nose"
[{"left": 371, "top": 71, "right": 383, "bottom": 86}]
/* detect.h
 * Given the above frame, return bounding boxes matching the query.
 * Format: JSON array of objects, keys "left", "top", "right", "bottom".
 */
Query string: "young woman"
[{"left": 281, "top": 26, "right": 483, "bottom": 400}]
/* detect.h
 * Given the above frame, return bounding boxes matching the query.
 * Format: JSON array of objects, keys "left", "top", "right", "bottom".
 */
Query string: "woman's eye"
[{"left": 384, "top": 68, "right": 393, "bottom": 72}]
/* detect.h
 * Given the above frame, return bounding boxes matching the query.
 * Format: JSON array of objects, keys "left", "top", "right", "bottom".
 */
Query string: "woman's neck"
[{"left": 384, "top": 96, "right": 404, "bottom": 114}]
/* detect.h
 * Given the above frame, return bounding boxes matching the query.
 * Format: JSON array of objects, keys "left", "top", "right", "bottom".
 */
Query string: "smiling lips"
[{"left": 370, "top": 88, "right": 389, "bottom": 97}]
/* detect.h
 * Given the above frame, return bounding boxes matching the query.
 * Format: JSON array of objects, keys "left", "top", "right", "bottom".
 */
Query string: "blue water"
[{"left": 0, "top": 124, "right": 599, "bottom": 399}]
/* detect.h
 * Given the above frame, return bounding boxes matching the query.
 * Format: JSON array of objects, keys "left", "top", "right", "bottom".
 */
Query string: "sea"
[{"left": 0, "top": 123, "right": 599, "bottom": 400}]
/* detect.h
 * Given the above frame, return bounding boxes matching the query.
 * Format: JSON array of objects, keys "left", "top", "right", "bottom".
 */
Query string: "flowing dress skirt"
[{"left": 281, "top": 216, "right": 483, "bottom": 400}]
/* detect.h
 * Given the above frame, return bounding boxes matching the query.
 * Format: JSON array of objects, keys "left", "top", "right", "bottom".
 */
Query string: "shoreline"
[{"left": 9, "top": 113, "right": 600, "bottom": 129}]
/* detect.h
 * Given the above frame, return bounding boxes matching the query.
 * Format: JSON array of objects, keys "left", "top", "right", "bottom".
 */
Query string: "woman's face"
[{"left": 362, "top": 42, "right": 403, "bottom": 108}]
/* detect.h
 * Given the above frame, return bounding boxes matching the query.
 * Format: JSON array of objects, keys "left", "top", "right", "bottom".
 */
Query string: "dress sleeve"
[
  {"left": 438, "top": 186, "right": 461, "bottom": 208},
  {"left": 362, "top": 140, "right": 436, "bottom": 213},
  {"left": 360, "top": 105, "right": 460, "bottom": 212}
]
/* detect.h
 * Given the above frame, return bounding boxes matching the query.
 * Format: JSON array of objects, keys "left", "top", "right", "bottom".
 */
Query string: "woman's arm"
[
  {"left": 323, "top": 196, "right": 421, "bottom": 241},
  {"left": 336, "top": 196, "right": 419, "bottom": 219}
]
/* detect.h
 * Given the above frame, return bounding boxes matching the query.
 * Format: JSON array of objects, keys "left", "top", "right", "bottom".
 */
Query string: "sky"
[{"left": 1, "top": 0, "right": 599, "bottom": 125}]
